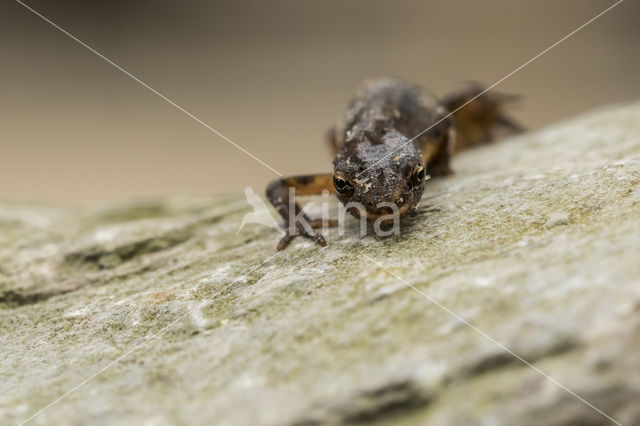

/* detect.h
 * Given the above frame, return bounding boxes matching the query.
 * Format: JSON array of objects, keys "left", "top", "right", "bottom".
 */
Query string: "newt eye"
[
  {"left": 333, "top": 176, "right": 354, "bottom": 195},
  {"left": 409, "top": 165, "right": 427, "bottom": 186}
]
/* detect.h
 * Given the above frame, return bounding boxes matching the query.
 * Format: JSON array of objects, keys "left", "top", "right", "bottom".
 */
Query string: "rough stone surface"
[{"left": 2, "top": 102, "right": 640, "bottom": 426}]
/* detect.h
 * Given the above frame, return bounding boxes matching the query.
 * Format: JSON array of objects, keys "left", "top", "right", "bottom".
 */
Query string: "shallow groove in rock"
[
  {"left": 0, "top": 288, "right": 73, "bottom": 308},
  {"left": 293, "top": 380, "right": 432, "bottom": 426},
  {"left": 64, "top": 228, "right": 192, "bottom": 271}
]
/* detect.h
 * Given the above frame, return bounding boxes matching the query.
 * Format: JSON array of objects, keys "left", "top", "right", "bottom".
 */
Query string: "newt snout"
[{"left": 337, "top": 152, "right": 427, "bottom": 221}]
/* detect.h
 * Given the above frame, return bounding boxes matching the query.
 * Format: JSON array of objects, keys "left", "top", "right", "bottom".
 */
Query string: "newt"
[{"left": 266, "top": 78, "right": 521, "bottom": 250}]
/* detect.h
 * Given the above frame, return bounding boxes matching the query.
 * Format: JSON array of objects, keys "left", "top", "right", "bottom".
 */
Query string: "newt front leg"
[{"left": 266, "top": 173, "right": 338, "bottom": 250}]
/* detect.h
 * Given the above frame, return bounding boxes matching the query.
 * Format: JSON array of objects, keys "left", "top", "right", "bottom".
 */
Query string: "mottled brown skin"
[{"left": 266, "top": 78, "right": 521, "bottom": 250}]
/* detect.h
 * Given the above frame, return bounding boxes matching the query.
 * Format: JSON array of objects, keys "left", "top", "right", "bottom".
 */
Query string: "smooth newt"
[{"left": 266, "top": 78, "right": 521, "bottom": 250}]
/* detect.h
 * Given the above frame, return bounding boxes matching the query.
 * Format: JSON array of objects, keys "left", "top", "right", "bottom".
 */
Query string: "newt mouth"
[{"left": 347, "top": 201, "right": 414, "bottom": 221}]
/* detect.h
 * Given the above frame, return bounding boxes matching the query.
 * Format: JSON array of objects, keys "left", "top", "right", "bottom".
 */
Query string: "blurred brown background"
[{"left": 1, "top": 0, "right": 638, "bottom": 206}]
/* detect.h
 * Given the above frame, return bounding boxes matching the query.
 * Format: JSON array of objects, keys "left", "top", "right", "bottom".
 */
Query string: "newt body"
[{"left": 267, "top": 78, "right": 521, "bottom": 250}]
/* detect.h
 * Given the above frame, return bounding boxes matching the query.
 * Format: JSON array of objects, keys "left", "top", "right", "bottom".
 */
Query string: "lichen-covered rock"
[{"left": 1, "top": 102, "right": 640, "bottom": 426}]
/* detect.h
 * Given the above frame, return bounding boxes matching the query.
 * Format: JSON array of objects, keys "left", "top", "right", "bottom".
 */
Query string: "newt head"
[{"left": 332, "top": 130, "right": 429, "bottom": 221}]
